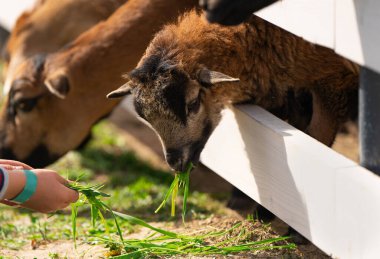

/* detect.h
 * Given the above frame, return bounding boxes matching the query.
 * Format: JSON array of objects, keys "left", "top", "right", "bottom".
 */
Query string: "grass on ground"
[{"left": 0, "top": 122, "right": 297, "bottom": 258}]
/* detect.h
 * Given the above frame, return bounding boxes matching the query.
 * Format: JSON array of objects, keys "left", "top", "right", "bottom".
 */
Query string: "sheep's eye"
[
  {"left": 14, "top": 97, "right": 39, "bottom": 113},
  {"left": 187, "top": 97, "right": 201, "bottom": 114}
]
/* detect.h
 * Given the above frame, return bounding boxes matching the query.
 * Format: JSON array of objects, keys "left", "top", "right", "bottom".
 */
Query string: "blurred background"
[{"left": 0, "top": 0, "right": 35, "bottom": 29}]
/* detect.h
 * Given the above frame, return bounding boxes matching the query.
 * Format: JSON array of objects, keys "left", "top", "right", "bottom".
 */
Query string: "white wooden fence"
[
  {"left": 199, "top": 1, "right": 380, "bottom": 258},
  {"left": 201, "top": 106, "right": 380, "bottom": 259},
  {"left": 118, "top": 1, "right": 379, "bottom": 257}
]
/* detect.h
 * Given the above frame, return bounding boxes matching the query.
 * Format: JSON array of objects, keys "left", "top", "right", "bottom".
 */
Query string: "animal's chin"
[
  {"left": 0, "top": 144, "right": 60, "bottom": 168},
  {"left": 23, "top": 145, "right": 61, "bottom": 168}
]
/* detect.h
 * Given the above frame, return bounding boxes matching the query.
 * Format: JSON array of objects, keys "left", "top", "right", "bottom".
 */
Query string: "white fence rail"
[{"left": 200, "top": 106, "right": 380, "bottom": 259}]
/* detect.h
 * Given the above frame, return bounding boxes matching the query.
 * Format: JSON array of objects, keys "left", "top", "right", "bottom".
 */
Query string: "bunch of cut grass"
[
  {"left": 68, "top": 182, "right": 123, "bottom": 245},
  {"left": 155, "top": 163, "right": 192, "bottom": 222},
  {"left": 109, "top": 213, "right": 295, "bottom": 258},
  {"left": 68, "top": 180, "right": 296, "bottom": 258}
]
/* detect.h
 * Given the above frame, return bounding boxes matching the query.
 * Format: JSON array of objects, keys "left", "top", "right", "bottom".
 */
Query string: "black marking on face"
[
  {"left": 129, "top": 56, "right": 160, "bottom": 83},
  {"left": 162, "top": 76, "right": 188, "bottom": 124},
  {"left": 130, "top": 52, "right": 190, "bottom": 124},
  {"left": 129, "top": 54, "right": 176, "bottom": 83}
]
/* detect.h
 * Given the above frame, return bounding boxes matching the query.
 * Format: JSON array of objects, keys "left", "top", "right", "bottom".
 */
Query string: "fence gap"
[{"left": 359, "top": 67, "right": 380, "bottom": 175}]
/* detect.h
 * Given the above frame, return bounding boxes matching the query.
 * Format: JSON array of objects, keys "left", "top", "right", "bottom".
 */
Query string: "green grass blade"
[
  {"left": 101, "top": 202, "right": 124, "bottom": 243},
  {"left": 171, "top": 176, "right": 179, "bottom": 217},
  {"left": 111, "top": 250, "right": 145, "bottom": 259},
  {"left": 90, "top": 204, "right": 99, "bottom": 228},
  {"left": 113, "top": 211, "right": 179, "bottom": 238},
  {"left": 71, "top": 203, "right": 78, "bottom": 247},
  {"left": 66, "top": 172, "right": 295, "bottom": 258},
  {"left": 181, "top": 172, "right": 190, "bottom": 223},
  {"left": 155, "top": 176, "right": 179, "bottom": 214},
  {"left": 97, "top": 206, "right": 109, "bottom": 236},
  {"left": 155, "top": 162, "right": 193, "bottom": 220}
]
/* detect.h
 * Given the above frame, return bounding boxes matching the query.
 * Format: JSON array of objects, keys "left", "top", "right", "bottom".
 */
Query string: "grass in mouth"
[
  {"left": 68, "top": 179, "right": 295, "bottom": 257},
  {"left": 154, "top": 163, "right": 192, "bottom": 222}
]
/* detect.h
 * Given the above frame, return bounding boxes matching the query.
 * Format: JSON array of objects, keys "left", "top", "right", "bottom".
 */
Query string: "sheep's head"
[
  {"left": 108, "top": 58, "right": 239, "bottom": 171},
  {"left": 0, "top": 54, "right": 111, "bottom": 167},
  {"left": 0, "top": 55, "right": 68, "bottom": 166}
]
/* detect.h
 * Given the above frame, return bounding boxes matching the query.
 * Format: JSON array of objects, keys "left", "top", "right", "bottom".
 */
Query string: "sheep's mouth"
[{"left": 0, "top": 144, "right": 60, "bottom": 168}]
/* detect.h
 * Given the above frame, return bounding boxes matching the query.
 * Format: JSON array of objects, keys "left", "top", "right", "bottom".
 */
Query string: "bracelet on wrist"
[
  {"left": 11, "top": 170, "right": 38, "bottom": 204},
  {"left": 0, "top": 167, "right": 10, "bottom": 200}
]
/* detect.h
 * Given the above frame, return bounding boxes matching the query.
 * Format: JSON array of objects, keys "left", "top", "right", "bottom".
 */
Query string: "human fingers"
[
  {"left": 62, "top": 186, "right": 79, "bottom": 204},
  {"left": 0, "top": 164, "right": 24, "bottom": 170},
  {"left": 32, "top": 169, "right": 67, "bottom": 182},
  {"left": 0, "top": 160, "right": 33, "bottom": 169}
]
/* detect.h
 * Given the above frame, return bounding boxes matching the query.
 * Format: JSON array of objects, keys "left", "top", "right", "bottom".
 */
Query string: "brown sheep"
[
  {"left": 2, "top": 0, "right": 127, "bottom": 94},
  {"left": 108, "top": 10, "right": 358, "bottom": 171},
  {"left": 0, "top": 0, "right": 198, "bottom": 167}
]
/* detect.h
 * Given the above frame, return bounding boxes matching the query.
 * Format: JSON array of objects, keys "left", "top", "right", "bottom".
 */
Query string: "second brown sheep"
[{"left": 108, "top": 10, "right": 358, "bottom": 171}]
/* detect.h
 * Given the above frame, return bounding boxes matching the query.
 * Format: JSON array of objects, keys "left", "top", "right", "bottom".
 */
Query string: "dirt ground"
[{"left": 1, "top": 214, "right": 330, "bottom": 259}]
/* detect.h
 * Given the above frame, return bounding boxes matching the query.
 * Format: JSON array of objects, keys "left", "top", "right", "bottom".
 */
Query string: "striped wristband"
[{"left": 0, "top": 167, "right": 10, "bottom": 200}]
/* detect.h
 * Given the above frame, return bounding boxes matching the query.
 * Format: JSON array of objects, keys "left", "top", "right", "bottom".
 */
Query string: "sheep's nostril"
[{"left": 165, "top": 149, "right": 184, "bottom": 171}]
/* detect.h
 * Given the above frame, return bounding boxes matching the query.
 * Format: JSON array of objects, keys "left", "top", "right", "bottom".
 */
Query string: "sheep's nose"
[{"left": 165, "top": 149, "right": 185, "bottom": 171}]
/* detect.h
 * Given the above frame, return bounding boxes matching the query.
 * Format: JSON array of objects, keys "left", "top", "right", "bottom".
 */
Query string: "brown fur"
[
  {"left": 109, "top": 11, "right": 358, "bottom": 170},
  {"left": 3, "top": 0, "right": 126, "bottom": 87},
  {"left": 0, "top": 0, "right": 198, "bottom": 166}
]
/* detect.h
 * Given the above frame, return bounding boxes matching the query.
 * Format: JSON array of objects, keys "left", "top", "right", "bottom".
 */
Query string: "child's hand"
[
  {"left": 0, "top": 159, "right": 33, "bottom": 170},
  {"left": 5, "top": 169, "right": 79, "bottom": 213}
]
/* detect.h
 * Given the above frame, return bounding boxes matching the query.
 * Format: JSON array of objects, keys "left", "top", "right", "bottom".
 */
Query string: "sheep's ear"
[
  {"left": 198, "top": 68, "right": 239, "bottom": 85},
  {"left": 44, "top": 74, "right": 70, "bottom": 99},
  {"left": 107, "top": 82, "right": 133, "bottom": 98}
]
